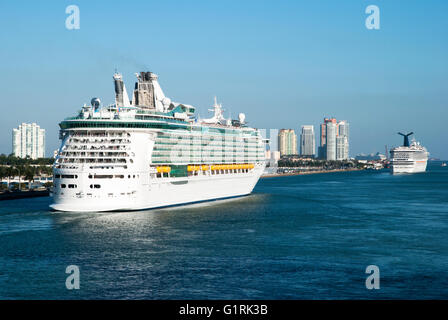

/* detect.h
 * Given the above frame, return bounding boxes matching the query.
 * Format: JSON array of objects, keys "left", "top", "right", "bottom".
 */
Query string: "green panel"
[{"left": 169, "top": 165, "right": 188, "bottom": 177}]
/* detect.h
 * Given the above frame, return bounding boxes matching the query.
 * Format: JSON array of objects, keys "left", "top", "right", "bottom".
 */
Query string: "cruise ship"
[
  {"left": 390, "top": 132, "right": 429, "bottom": 174},
  {"left": 50, "top": 71, "right": 266, "bottom": 212}
]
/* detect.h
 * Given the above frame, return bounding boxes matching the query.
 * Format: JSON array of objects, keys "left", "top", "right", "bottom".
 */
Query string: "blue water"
[{"left": 1, "top": 164, "right": 447, "bottom": 299}]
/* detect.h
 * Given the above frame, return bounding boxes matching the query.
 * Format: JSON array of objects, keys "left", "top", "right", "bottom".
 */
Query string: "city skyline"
[{"left": 0, "top": 1, "right": 447, "bottom": 159}]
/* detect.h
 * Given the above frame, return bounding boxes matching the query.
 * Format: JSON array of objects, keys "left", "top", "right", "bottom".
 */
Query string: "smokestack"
[
  {"left": 398, "top": 132, "right": 414, "bottom": 147},
  {"left": 113, "top": 73, "right": 124, "bottom": 107},
  {"left": 130, "top": 71, "right": 167, "bottom": 111},
  {"left": 113, "top": 73, "right": 131, "bottom": 108},
  {"left": 132, "top": 71, "right": 156, "bottom": 109}
]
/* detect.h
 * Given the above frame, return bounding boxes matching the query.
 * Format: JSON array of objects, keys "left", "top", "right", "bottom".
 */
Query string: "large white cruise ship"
[
  {"left": 390, "top": 132, "right": 429, "bottom": 174},
  {"left": 50, "top": 71, "right": 266, "bottom": 212}
]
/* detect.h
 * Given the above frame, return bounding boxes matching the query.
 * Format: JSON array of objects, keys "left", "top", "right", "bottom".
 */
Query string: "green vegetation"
[
  {"left": 277, "top": 159, "right": 362, "bottom": 170},
  {"left": 0, "top": 154, "right": 54, "bottom": 191},
  {"left": 0, "top": 154, "right": 53, "bottom": 166}
]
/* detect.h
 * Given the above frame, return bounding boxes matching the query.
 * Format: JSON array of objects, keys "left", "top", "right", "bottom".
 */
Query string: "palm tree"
[
  {"left": 0, "top": 166, "right": 7, "bottom": 191},
  {"left": 24, "top": 166, "right": 36, "bottom": 190},
  {"left": 5, "top": 166, "right": 16, "bottom": 190}
]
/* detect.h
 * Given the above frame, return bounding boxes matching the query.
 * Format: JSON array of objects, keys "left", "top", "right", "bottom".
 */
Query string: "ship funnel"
[
  {"left": 113, "top": 73, "right": 131, "bottom": 108},
  {"left": 398, "top": 132, "right": 414, "bottom": 147},
  {"left": 91, "top": 97, "right": 101, "bottom": 111},
  {"left": 131, "top": 71, "right": 166, "bottom": 111},
  {"left": 113, "top": 73, "right": 124, "bottom": 107}
]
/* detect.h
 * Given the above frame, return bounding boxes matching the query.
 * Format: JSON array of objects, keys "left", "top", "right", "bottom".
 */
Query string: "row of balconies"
[
  {"left": 68, "top": 139, "right": 131, "bottom": 144},
  {"left": 63, "top": 145, "right": 128, "bottom": 151},
  {"left": 69, "top": 132, "right": 130, "bottom": 138},
  {"left": 56, "top": 158, "right": 128, "bottom": 164}
]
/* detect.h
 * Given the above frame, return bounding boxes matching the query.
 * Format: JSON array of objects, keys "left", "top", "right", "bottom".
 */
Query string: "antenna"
[{"left": 398, "top": 132, "right": 414, "bottom": 147}]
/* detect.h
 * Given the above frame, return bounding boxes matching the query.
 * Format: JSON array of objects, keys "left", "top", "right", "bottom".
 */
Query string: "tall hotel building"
[
  {"left": 318, "top": 118, "right": 349, "bottom": 160},
  {"left": 326, "top": 122, "right": 337, "bottom": 160},
  {"left": 318, "top": 118, "right": 337, "bottom": 159},
  {"left": 336, "top": 120, "right": 349, "bottom": 160},
  {"left": 300, "top": 125, "right": 315, "bottom": 157},
  {"left": 278, "top": 129, "right": 297, "bottom": 156},
  {"left": 12, "top": 123, "right": 46, "bottom": 159}
]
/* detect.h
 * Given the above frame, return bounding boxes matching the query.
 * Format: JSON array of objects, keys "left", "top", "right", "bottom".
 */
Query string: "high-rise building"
[
  {"left": 325, "top": 122, "right": 337, "bottom": 160},
  {"left": 300, "top": 125, "right": 315, "bottom": 156},
  {"left": 319, "top": 118, "right": 350, "bottom": 160},
  {"left": 12, "top": 123, "right": 45, "bottom": 159},
  {"left": 318, "top": 118, "right": 336, "bottom": 159},
  {"left": 278, "top": 129, "right": 297, "bottom": 156},
  {"left": 336, "top": 135, "right": 348, "bottom": 160},
  {"left": 336, "top": 120, "right": 349, "bottom": 160}
]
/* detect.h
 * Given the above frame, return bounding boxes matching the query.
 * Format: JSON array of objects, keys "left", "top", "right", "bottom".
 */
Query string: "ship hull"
[
  {"left": 50, "top": 165, "right": 264, "bottom": 212},
  {"left": 391, "top": 160, "right": 427, "bottom": 174}
]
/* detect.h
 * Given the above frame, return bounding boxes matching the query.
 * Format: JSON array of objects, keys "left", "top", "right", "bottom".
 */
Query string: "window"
[
  {"left": 61, "top": 184, "right": 66, "bottom": 188},
  {"left": 68, "top": 184, "right": 77, "bottom": 189}
]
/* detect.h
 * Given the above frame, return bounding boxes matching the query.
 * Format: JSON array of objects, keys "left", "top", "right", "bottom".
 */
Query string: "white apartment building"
[
  {"left": 300, "top": 125, "right": 315, "bottom": 156},
  {"left": 12, "top": 123, "right": 45, "bottom": 159}
]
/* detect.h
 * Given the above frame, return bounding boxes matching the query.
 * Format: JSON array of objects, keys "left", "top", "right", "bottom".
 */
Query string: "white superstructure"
[
  {"left": 50, "top": 71, "right": 266, "bottom": 212},
  {"left": 390, "top": 132, "right": 428, "bottom": 174}
]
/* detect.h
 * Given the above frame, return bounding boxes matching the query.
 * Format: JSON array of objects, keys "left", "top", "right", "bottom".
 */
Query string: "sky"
[{"left": 0, "top": 0, "right": 447, "bottom": 158}]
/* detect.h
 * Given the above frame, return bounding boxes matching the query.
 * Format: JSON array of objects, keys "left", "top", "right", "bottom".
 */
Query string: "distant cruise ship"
[
  {"left": 50, "top": 71, "right": 266, "bottom": 212},
  {"left": 390, "top": 132, "right": 429, "bottom": 174}
]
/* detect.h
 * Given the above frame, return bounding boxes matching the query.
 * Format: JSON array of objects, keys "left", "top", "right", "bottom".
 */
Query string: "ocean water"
[{"left": 0, "top": 163, "right": 447, "bottom": 299}]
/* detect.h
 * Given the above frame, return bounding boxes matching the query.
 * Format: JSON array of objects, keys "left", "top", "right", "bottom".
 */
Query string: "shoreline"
[
  {"left": 261, "top": 168, "right": 363, "bottom": 178},
  {"left": 0, "top": 190, "right": 50, "bottom": 201}
]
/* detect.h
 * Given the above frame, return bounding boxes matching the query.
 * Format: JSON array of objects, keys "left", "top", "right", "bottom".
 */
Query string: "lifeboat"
[{"left": 156, "top": 166, "right": 171, "bottom": 173}]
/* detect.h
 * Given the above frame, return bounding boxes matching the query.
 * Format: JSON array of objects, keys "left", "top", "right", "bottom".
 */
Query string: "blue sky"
[{"left": 0, "top": 0, "right": 447, "bottom": 158}]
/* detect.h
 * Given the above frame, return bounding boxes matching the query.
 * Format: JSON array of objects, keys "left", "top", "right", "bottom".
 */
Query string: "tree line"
[
  {"left": 0, "top": 154, "right": 54, "bottom": 190},
  {"left": 277, "top": 159, "right": 362, "bottom": 169},
  {"left": 0, "top": 154, "right": 53, "bottom": 166}
]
